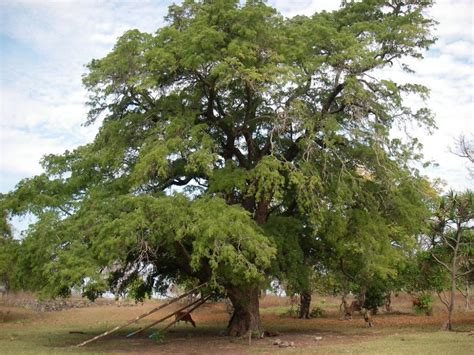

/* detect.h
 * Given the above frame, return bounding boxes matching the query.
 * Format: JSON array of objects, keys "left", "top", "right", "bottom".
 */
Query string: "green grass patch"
[{"left": 320, "top": 331, "right": 473, "bottom": 354}]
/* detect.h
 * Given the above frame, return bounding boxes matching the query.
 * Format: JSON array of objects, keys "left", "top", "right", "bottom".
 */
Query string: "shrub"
[
  {"left": 310, "top": 306, "right": 325, "bottom": 318},
  {"left": 283, "top": 306, "right": 299, "bottom": 318},
  {"left": 149, "top": 330, "right": 166, "bottom": 343},
  {"left": 413, "top": 293, "right": 433, "bottom": 316},
  {"left": 363, "top": 284, "right": 386, "bottom": 313}
]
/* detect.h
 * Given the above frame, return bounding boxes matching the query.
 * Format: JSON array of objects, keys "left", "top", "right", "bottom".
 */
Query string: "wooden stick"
[
  {"left": 75, "top": 283, "right": 206, "bottom": 347},
  {"left": 161, "top": 294, "right": 212, "bottom": 332},
  {"left": 126, "top": 295, "right": 204, "bottom": 337}
]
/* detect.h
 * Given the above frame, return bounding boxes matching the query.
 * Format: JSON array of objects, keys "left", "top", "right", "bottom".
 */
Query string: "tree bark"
[
  {"left": 384, "top": 292, "right": 392, "bottom": 313},
  {"left": 340, "top": 293, "right": 352, "bottom": 320},
  {"left": 443, "top": 221, "right": 462, "bottom": 331},
  {"left": 223, "top": 193, "right": 269, "bottom": 337},
  {"left": 464, "top": 282, "right": 471, "bottom": 310},
  {"left": 445, "top": 267, "right": 456, "bottom": 331},
  {"left": 358, "top": 287, "right": 367, "bottom": 306},
  {"left": 299, "top": 291, "right": 312, "bottom": 319},
  {"left": 226, "top": 284, "right": 263, "bottom": 337},
  {"left": 254, "top": 199, "right": 269, "bottom": 226}
]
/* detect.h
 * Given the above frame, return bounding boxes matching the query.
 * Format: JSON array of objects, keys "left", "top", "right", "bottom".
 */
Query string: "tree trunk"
[
  {"left": 254, "top": 199, "right": 269, "bottom": 226},
  {"left": 358, "top": 287, "right": 367, "bottom": 306},
  {"left": 226, "top": 284, "right": 263, "bottom": 337},
  {"left": 443, "top": 225, "right": 462, "bottom": 331},
  {"left": 299, "top": 291, "right": 311, "bottom": 319},
  {"left": 445, "top": 269, "right": 456, "bottom": 331},
  {"left": 384, "top": 292, "right": 392, "bottom": 313},
  {"left": 340, "top": 293, "right": 352, "bottom": 320},
  {"left": 224, "top": 197, "right": 268, "bottom": 337},
  {"left": 464, "top": 282, "right": 471, "bottom": 310}
]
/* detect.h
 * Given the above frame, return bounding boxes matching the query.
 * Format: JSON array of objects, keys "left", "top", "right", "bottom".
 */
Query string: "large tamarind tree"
[{"left": 1, "top": 0, "right": 436, "bottom": 336}]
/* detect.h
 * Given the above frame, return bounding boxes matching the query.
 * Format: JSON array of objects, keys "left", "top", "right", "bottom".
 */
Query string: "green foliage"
[
  {"left": 0, "top": 208, "right": 16, "bottom": 289},
  {"left": 398, "top": 250, "right": 449, "bottom": 298},
  {"left": 264, "top": 216, "right": 309, "bottom": 293},
  {"left": 0, "top": 208, "right": 12, "bottom": 239},
  {"left": 319, "top": 172, "right": 434, "bottom": 299},
  {"left": 309, "top": 306, "right": 325, "bottom": 318},
  {"left": 0, "top": 0, "right": 438, "bottom": 315},
  {"left": 430, "top": 191, "right": 473, "bottom": 278},
  {"left": 363, "top": 281, "right": 387, "bottom": 312},
  {"left": 149, "top": 330, "right": 166, "bottom": 343},
  {"left": 126, "top": 277, "right": 151, "bottom": 303},
  {"left": 413, "top": 293, "right": 433, "bottom": 316},
  {"left": 427, "top": 190, "right": 473, "bottom": 327},
  {"left": 282, "top": 306, "right": 299, "bottom": 318},
  {"left": 81, "top": 282, "right": 106, "bottom": 302},
  {"left": 0, "top": 238, "right": 19, "bottom": 289}
]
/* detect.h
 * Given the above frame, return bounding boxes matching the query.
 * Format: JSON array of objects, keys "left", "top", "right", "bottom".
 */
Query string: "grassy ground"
[{"left": 0, "top": 293, "right": 473, "bottom": 354}]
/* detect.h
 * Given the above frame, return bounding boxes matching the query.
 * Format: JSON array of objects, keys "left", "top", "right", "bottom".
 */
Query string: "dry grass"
[{"left": 0, "top": 292, "right": 473, "bottom": 354}]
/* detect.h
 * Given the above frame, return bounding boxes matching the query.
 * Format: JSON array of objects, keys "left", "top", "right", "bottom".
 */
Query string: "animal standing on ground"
[
  {"left": 343, "top": 299, "right": 364, "bottom": 319},
  {"left": 350, "top": 300, "right": 363, "bottom": 317},
  {"left": 175, "top": 311, "right": 196, "bottom": 327}
]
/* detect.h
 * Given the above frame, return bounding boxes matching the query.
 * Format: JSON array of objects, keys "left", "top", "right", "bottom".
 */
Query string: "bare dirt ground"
[{"left": 1, "top": 292, "right": 473, "bottom": 354}]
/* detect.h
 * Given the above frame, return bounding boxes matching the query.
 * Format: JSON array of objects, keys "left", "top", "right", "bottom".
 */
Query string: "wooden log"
[
  {"left": 75, "top": 283, "right": 207, "bottom": 347},
  {"left": 126, "top": 295, "right": 205, "bottom": 337},
  {"left": 128, "top": 294, "right": 211, "bottom": 337},
  {"left": 161, "top": 294, "right": 212, "bottom": 332}
]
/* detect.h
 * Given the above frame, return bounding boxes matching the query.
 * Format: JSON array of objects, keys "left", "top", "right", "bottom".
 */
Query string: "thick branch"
[
  {"left": 321, "top": 83, "right": 345, "bottom": 117},
  {"left": 431, "top": 252, "right": 452, "bottom": 272},
  {"left": 436, "top": 290, "right": 450, "bottom": 308}
]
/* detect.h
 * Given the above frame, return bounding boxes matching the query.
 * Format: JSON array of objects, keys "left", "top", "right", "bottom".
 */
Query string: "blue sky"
[{"left": 1, "top": 0, "right": 473, "bottom": 199}]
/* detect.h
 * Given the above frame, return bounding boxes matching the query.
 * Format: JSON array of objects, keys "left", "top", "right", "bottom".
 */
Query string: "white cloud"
[
  {"left": 0, "top": 0, "right": 171, "bottom": 192},
  {"left": 430, "top": 0, "right": 474, "bottom": 42},
  {"left": 442, "top": 40, "right": 473, "bottom": 59},
  {"left": 270, "top": 0, "right": 340, "bottom": 17}
]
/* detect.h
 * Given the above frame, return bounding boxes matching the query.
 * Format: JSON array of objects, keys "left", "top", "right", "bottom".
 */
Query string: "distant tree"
[
  {"left": 0, "top": 207, "right": 18, "bottom": 291},
  {"left": 430, "top": 191, "right": 473, "bottom": 330},
  {"left": 400, "top": 249, "right": 448, "bottom": 316},
  {"left": 0, "top": 207, "right": 12, "bottom": 239},
  {"left": 451, "top": 135, "right": 474, "bottom": 177},
  {"left": 1, "top": 0, "right": 436, "bottom": 336}
]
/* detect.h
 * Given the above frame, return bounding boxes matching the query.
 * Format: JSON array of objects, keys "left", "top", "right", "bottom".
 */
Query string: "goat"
[
  {"left": 350, "top": 300, "right": 363, "bottom": 315},
  {"left": 175, "top": 311, "right": 196, "bottom": 327},
  {"left": 344, "top": 300, "right": 364, "bottom": 319}
]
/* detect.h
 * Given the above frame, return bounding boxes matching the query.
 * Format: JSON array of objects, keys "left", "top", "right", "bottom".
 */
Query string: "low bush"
[{"left": 413, "top": 293, "right": 433, "bottom": 316}]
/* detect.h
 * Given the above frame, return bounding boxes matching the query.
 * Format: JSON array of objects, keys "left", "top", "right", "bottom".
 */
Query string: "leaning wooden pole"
[
  {"left": 75, "top": 283, "right": 207, "bottom": 347},
  {"left": 161, "top": 294, "right": 212, "bottom": 332},
  {"left": 126, "top": 295, "right": 205, "bottom": 337}
]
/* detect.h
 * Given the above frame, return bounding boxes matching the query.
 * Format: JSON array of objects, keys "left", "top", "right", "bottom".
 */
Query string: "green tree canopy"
[{"left": 2, "top": 0, "right": 437, "bottom": 335}]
